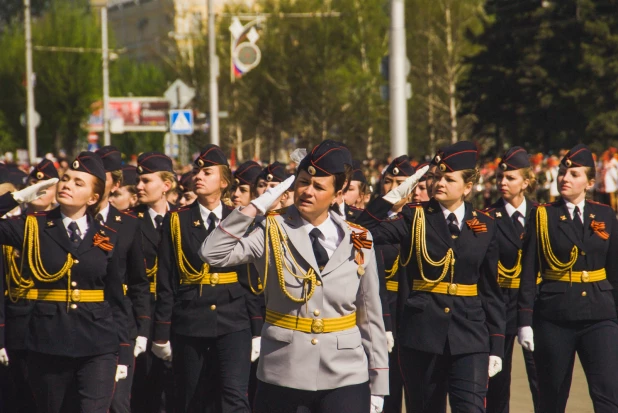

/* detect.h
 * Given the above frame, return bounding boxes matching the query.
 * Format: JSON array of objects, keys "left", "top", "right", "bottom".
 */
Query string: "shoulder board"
[
  {"left": 531, "top": 201, "right": 540, "bottom": 207},
  {"left": 223, "top": 203, "right": 235, "bottom": 211},
  {"left": 118, "top": 210, "right": 137, "bottom": 219},
  {"left": 482, "top": 207, "right": 495, "bottom": 214},
  {"left": 171, "top": 206, "right": 190, "bottom": 213},
  {"left": 99, "top": 223, "right": 117, "bottom": 233},
  {"left": 476, "top": 209, "right": 494, "bottom": 219},
  {"left": 348, "top": 205, "right": 364, "bottom": 212},
  {"left": 406, "top": 202, "right": 423, "bottom": 208},
  {"left": 587, "top": 200, "right": 610, "bottom": 207},
  {"left": 28, "top": 211, "right": 48, "bottom": 217},
  {"left": 266, "top": 207, "right": 288, "bottom": 216},
  {"left": 347, "top": 221, "right": 368, "bottom": 232},
  {"left": 538, "top": 203, "right": 552, "bottom": 207}
]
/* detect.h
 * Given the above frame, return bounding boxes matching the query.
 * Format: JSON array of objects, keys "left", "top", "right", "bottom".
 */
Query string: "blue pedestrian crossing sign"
[{"left": 169, "top": 110, "right": 194, "bottom": 135}]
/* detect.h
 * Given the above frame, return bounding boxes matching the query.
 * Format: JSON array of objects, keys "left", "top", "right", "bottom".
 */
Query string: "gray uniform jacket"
[{"left": 199, "top": 206, "right": 389, "bottom": 395}]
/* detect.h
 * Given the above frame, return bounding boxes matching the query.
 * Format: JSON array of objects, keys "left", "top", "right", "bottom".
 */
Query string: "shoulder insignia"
[
  {"left": 46, "top": 220, "right": 55, "bottom": 227},
  {"left": 266, "top": 207, "right": 288, "bottom": 216},
  {"left": 348, "top": 205, "right": 364, "bottom": 212},
  {"left": 531, "top": 201, "right": 540, "bottom": 207},
  {"left": 171, "top": 206, "right": 189, "bottom": 213},
  {"left": 100, "top": 223, "right": 117, "bottom": 233},
  {"left": 472, "top": 210, "right": 477, "bottom": 217},
  {"left": 587, "top": 200, "right": 609, "bottom": 207},
  {"left": 496, "top": 211, "right": 502, "bottom": 218},
  {"left": 589, "top": 213, "right": 595, "bottom": 219},
  {"left": 347, "top": 221, "right": 368, "bottom": 232},
  {"left": 405, "top": 202, "right": 422, "bottom": 208},
  {"left": 193, "top": 220, "right": 201, "bottom": 227},
  {"left": 120, "top": 210, "right": 137, "bottom": 218},
  {"left": 476, "top": 209, "right": 494, "bottom": 220},
  {"left": 114, "top": 215, "right": 122, "bottom": 222},
  {"left": 137, "top": 212, "right": 144, "bottom": 219},
  {"left": 560, "top": 215, "right": 567, "bottom": 221}
]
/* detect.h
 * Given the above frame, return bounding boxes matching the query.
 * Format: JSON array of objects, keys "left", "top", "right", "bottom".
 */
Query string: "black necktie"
[
  {"left": 511, "top": 211, "right": 525, "bottom": 238},
  {"left": 573, "top": 206, "right": 584, "bottom": 240},
  {"left": 206, "top": 212, "right": 217, "bottom": 235},
  {"left": 95, "top": 213, "right": 105, "bottom": 226},
  {"left": 447, "top": 213, "right": 460, "bottom": 239},
  {"left": 68, "top": 221, "right": 82, "bottom": 246},
  {"left": 309, "top": 228, "right": 329, "bottom": 271},
  {"left": 154, "top": 215, "right": 164, "bottom": 231}
]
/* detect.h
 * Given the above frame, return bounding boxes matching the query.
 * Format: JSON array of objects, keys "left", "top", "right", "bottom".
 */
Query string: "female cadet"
[
  {"left": 359, "top": 141, "right": 505, "bottom": 413},
  {"left": 231, "top": 161, "right": 264, "bottom": 208},
  {"left": 109, "top": 166, "right": 138, "bottom": 211},
  {"left": 343, "top": 160, "right": 371, "bottom": 213},
  {"left": 152, "top": 145, "right": 264, "bottom": 413},
  {"left": 0, "top": 152, "right": 131, "bottom": 413},
  {"left": 129, "top": 152, "right": 176, "bottom": 413},
  {"left": 517, "top": 144, "right": 618, "bottom": 412},
  {"left": 200, "top": 140, "right": 389, "bottom": 413},
  {"left": 411, "top": 162, "right": 431, "bottom": 203},
  {"left": 178, "top": 171, "right": 197, "bottom": 207},
  {"left": 483, "top": 147, "right": 539, "bottom": 413},
  {"left": 1, "top": 159, "right": 58, "bottom": 413}
]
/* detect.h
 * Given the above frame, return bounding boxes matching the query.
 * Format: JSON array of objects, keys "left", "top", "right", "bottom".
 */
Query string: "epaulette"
[
  {"left": 27, "top": 210, "right": 49, "bottom": 217},
  {"left": 587, "top": 200, "right": 610, "bottom": 207},
  {"left": 120, "top": 209, "right": 136, "bottom": 217},
  {"left": 531, "top": 201, "right": 540, "bottom": 207},
  {"left": 348, "top": 205, "right": 364, "bottom": 212},
  {"left": 475, "top": 209, "right": 494, "bottom": 219},
  {"left": 406, "top": 202, "right": 423, "bottom": 208},
  {"left": 266, "top": 207, "right": 288, "bottom": 216},
  {"left": 538, "top": 203, "right": 553, "bottom": 207},
  {"left": 99, "top": 223, "right": 117, "bottom": 233},
  {"left": 171, "top": 206, "right": 189, "bottom": 213},
  {"left": 482, "top": 207, "right": 495, "bottom": 214},
  {"left": 346, "top": 221, "right": 368, "bottom": 232}
]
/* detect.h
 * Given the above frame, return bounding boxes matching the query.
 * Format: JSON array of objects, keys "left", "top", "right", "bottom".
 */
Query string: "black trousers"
[
  {"left": 0, "top": 349, "right": 36, "bottom": 413},
  {"left": 486, "top": 334, "right": 539, "bottom": 413},
  {"left": 383, "top": 342, "right": 404, "bottom": 413},
  {"left": 131, "top": 344, "right": 174, "bottom": 413},
  {"left": 253, "top": 380, "right": 370, "bottom": 413},
  {"left": 27, "top": 351, "right": 117, "bottom": 413},
  {"left": 400, "top": 344, "right": 488, "bottom": 413},
  {"left": 109, "top": 340, "right": 135, "bottom": 413},
  {"left": 173, "top": 329, "right": 252, "bottom": 413},
  {"left": 534, "top": 316, "right": 618, "bottom": 413}
]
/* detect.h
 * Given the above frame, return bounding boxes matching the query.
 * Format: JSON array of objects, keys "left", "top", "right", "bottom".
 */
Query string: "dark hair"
[
  {"left": 89, "top": 176, "right": 106, "bottom": 216},
  {"left": 111, "top": 170, "right": 123, "bottom": 186},
  {"left": 333, "top": 164, "right": 353, "bottom": 193}
]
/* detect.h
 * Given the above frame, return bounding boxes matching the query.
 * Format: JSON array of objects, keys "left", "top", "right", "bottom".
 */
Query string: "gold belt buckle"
[
  {"left": 448, "top": 283, "right": 458, "bottom": 295},
  {"left": 71, "top": 289, "right": 82, "bottom": 302},
  {"left": 581, "top": 271, "right": 590, "bottom": 282},
  {"left": 311, "top": 319, "right": 325, "bottom": 334},
  {"left": 210, "top": 273, "right": 220, "bottom": 286}
]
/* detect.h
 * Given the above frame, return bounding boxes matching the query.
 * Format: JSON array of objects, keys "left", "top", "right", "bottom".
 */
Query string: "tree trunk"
[
  {"left": 427, "top": 34, "right": 436, "bottom": 153},
  {"left": 445, "top": 2, "right": 458, "bottom": 144}
]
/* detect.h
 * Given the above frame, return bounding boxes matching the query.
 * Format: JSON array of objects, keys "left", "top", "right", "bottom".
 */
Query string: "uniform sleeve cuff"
[
  {"left": 153, "top": 322, "right": 171, "bottom": 342},
  {"left": 118, "top": 343, "right": 133, "bottom": 366},
  {"left": 251, "top": 318, "right": 264, "bottom": 337},
  {"left": 490, "top": 335, "right": 505, "bottom": 358},
  {"left": 518, "top": 310, "right": 533, "bottom": 328}
]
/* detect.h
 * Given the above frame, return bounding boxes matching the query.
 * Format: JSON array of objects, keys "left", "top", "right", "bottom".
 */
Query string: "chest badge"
[
  {"left": 46, "top": 221, "right": 55, "bottom": 227},
  {"left": 496, "top": 212, "right": 502, "bottom": 218},
  {"left": 138, "top": 212, "right": 144, "bottom": 219},
  {"left": 560, "top": 215, "right": 567, "bottom": 221},
  {"left": 115, "top": 215, "right": 122, "bottom": 222},
  {"left": 193, "top": 220, "right": 201, "bottom": 227}
]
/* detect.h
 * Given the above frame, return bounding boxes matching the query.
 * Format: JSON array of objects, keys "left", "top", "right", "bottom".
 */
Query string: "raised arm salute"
[{"left": 200, "top": 140, "right": 389, "bottom": 413}]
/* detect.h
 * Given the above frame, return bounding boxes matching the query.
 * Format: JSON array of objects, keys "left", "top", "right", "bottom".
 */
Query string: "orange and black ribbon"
[
  {"left": 465, "top": 218, "right": 487, "bottom": 234},
  {"left": 351, "top": 231, "right": 372, "bottom": 265},
  {"left": 590, "top": 220, "right": 609, "bottom": 240},
  {"left": 93, "top": 233, "right": 114, "bottom": 252}
]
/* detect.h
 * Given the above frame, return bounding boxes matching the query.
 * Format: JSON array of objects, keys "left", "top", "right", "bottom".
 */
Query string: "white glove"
[
  {"left": 251, "top": 337, "right": 261, "bottom": 362},
  {"left": 383, "top": 165, "right": 429, "bottom": 204},
  {"left": 151, "top": 341, "right": 173, "bottom": 361},
  {"left": 251, "top": 175, "right": 295, "bottom": 214},
  {"left": 12, "top": 178, "right": 58, "bottom": 204},
  {"left": 134, "top": 336, "right": 148, "bottom": 358},
  {"left": 385, "top": 331, "right": 395, "bottom": 353},
  {"left": 115, "top": 365, "right": 128, "bottom": 382},
  {"left": 488, "top": 356, "right": 502, "bottom": 378},
  {"left": 0, "top": 349, "right": 9, "bottom": 367},
  {"left": 370, "top": 395, "right": 384, "bottom": 413},
  {"left": 517, "top": 326, "right": 535, "bottom": 352}
]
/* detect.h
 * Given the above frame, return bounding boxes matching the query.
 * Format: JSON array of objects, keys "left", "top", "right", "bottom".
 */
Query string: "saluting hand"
[
  {"left": 251, "top": 175, "right": 296, "bottom": 215},
  {"left": 383, "top": 165, "right": 429, "bottom": 205},
  {"left": 12, "top": 178, "right": 59, "bottom": 204}
]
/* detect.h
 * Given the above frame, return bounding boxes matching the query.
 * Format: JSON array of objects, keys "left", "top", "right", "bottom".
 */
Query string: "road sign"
[
  {"left": 169, "top": 110, "right": 193, "bottom": 135},
  {"left": 164, "top": 79, "right": 196, "bottom": 109}
]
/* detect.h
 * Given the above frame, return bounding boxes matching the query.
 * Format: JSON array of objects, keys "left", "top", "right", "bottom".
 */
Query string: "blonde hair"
[
  {"left": 157, "top": 171, "right": 177, "bottom": 192},
  {"left": 520, "top": 167, "right": 537, "bottom": 196}
]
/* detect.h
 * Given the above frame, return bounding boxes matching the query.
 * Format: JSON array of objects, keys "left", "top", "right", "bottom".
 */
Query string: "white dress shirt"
[
  {"left": 565, "top": 199, "right": 586, "bottom": 220},
  {"left": 61, "top": 213, "right": 89, "bottom": 239},
  {"left": 301, "top": 213, "right": 344, "bottom": 258},
  {"left": 148, "top": 205, "right": 169, "bottom": 228},
  {"left": 439, "top": 202, "right": 466, "bottom": 230},
  {"left": 97, "top": 203, "right": 111, "bottom": 223},
  {"left": 504, "top": 198, "right": 527, "bottom": 227},
  {"left": 198, "top": 202, "right": 223, "bottom": 229}
]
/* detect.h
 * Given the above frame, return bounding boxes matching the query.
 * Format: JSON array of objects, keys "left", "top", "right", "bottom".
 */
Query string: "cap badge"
[
  {"left": 500, "top": 162, "right": 507, "bottom": 170},
  {"left": 234, "top": 178, "right": 240, "bottom": 185},
  {"left": 137, "top": 166, "right": 143, "bottom": 173},
  {"left": 565, "top": 159, "right": 572, "bottom": 167},
  {"left": 434, "top": 155, "right": 441, "bottom": 163},
  {"left": 393, "top": 167, "right": 400, "bottom": 175},
  {"left": 308, "top": 165, "right": 316, "bottom": 176},
  {"left": 266, "top": 173, "right": 273, "bottom": 182},
  {"left": 439, "top": 163, "right": 447, "bottom": 172},
  {"left": 197, "top": 159, "right": 205, "bottom": 167},
  {"left": 72, "top": 160, "right": 80, "bottom": 169},
  {"left": 36, "top": 171, "right": 44, "bottom": 179}
]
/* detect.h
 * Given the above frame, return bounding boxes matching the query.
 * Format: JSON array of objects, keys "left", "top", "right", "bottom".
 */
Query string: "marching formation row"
[{"left": 0, "top": 139, "right": 616, "bottom": 413}]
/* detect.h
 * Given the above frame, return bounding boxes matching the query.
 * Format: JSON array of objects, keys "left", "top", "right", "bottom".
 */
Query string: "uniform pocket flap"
[
  {"left": 34, "top": 303, "right": 57, "bottom": 316},
  {"left": 228, "top": 284, "right": 246, "bottom": 299},
  {"left": 540, "top": 281, "right": 567, "bottom": 293},
  {"left": 91, "top": 306, "right": 112, "bottom": 321},
  {"left": 176, "top": 288, "right": 197, "bottom": 301},
  {"left": 465, "top": 307, "right": 485, "bottom": 321},
  {"left": 263, "top": 325, "right": 294, "bottom": 343},
  {"left": 337, "top": 330, "right": 362, "bottom": 350},
  {"left": 405, "top": 294, "right": 428, "bottom": 310},
  {"left": 597, "top": 280, "right": 614, "bottom": 291}
]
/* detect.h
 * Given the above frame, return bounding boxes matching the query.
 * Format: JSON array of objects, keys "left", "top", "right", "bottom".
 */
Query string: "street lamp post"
[
  {"left": 101, "top": 2, "right": 111, "bottom": 146},
  {"left": 389, "top": 0, "right": 408, "bottom": 157},
  {"left": 24, "top": 0, "right": 37, "bottom": 164},
  {"left": 208, "top": 0, "right": 219, "bottom": 146}
]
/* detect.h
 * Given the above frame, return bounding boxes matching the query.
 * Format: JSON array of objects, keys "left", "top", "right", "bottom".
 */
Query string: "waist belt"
[
  {"left": 498, "top": 275, "right": 542, "bottom": 289},
  {"left": 386, "top": 280, "right": 399, "bottom": 292},
  {"left": 180, "top": 272, "right": 238, "bottom": 286},
  {"left": 543, "top": 269, "right": 606, "bottom": 283},
  {"left": 412, "top": 280, "right": 477, "bottom": 296},
  {"left": 11, "top": 288, "right": 104, "bottom": 303},
  {"left": 265, "top": 309, "right": 356, "bottom": 334},
  {"left": 149, "top": 282, "right": 156, "bottom": 294}
]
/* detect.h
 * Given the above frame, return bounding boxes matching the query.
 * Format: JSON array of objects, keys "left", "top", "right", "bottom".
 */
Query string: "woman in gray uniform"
[{"left": 199, "top": 140, "right": 389, "bottom": 413}]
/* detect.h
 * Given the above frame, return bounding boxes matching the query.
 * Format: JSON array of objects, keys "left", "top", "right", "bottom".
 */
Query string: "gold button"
[
  {"left": 210, "top": 305, "right": 216, "bottom": 311},
  {"left": 580, "top": 251, "right": 586, "bottom": 256},
  {"left": 582, "top": 291, "right": 587, "bottom": 297},
  {"left": 313, "top": 309, "right": 320, "bottom": 317},
  {"left": 316, "top": 280, "right": 322, "bottom": 286},
  {"left": 71, "top": 281, "right": 77, "bottom": 287},
  {"left": 70, "top": 304, "right": 77, "bottom": 309},
  {"left": 74, "top": 260, "right": 79, "bottom": 264},
  {"left": 311, "top": 338, "right": 318, "bottom": 345},
  {"left": 444, "top": 307, "right": 450, "bottom": 314}
]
